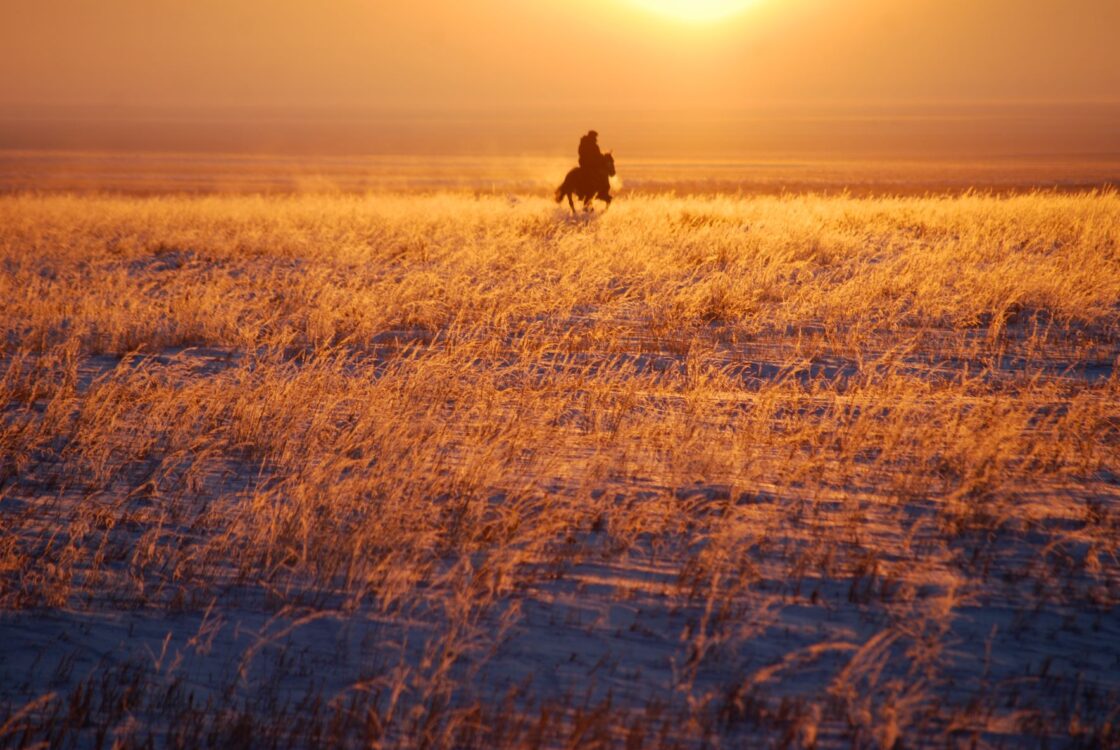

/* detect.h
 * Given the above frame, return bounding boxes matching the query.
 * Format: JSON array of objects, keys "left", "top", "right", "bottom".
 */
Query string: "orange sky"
[{"left": 3, "top": 0, "right": 1119, "bottom": 113}]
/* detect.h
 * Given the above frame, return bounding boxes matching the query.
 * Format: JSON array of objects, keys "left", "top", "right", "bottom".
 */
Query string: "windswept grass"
[{"left": 2, "top": 190, "right": 1119, "bottom": 748}]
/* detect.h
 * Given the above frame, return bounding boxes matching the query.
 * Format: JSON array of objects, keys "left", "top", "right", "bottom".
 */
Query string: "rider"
[{"left": 578, "top": 130, "right": 605, "bottom": 172}]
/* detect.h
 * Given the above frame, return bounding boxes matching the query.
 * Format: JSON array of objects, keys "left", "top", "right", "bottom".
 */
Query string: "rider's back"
[{"left": 578, "top": 134, "right": 603, "bottom": 170}]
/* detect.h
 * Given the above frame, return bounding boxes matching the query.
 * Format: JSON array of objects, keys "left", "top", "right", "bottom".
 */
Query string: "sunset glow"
[
  {"left": 3, "top": 1, "right": 1119, "bottom": 115},
  {"left": 625, "top": 0, "right": 759, "bottom": 22}
]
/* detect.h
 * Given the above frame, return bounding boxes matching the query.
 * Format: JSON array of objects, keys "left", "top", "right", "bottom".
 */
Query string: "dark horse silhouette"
[{"left": 555, "top": 152, "right": 615, "bottom": 216}]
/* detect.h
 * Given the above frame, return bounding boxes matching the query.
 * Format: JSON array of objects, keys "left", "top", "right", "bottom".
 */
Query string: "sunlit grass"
[{"left": 1, "top": 190, "right": 1118, "bottom": 747}]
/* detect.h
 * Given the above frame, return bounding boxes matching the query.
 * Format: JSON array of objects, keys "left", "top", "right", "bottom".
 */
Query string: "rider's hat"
[{"left": 588, "top": 130, "right": 598, "bottom": 137}]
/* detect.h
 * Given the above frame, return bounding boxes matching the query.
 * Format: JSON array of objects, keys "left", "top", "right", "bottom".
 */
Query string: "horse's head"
[{"left": 604, "top": 151, "right": 616, "bottom": 177}]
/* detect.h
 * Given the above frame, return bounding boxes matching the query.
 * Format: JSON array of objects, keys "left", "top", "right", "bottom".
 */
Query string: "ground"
[{"left": 1, "top": 188, "right": 1119, "bottom": 748}]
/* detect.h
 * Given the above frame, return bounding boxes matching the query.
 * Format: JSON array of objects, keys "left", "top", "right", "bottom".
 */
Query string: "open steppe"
[{"left": 2, "top": 185, "right": 1119, "bottom": 747}]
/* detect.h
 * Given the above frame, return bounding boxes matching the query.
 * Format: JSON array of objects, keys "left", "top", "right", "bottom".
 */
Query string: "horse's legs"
[{"left": 566, "top": 193, "right": 577, "bottom": 216}]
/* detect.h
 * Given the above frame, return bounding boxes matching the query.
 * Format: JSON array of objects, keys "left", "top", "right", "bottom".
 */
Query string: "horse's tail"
[{"left": 556, "top": 168, "right": 579, "bottom": 203}]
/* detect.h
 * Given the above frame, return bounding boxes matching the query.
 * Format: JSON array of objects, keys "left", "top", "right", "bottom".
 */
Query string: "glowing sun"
[{"left": 626, "top": 0, "right": 759, "bottom": 22}]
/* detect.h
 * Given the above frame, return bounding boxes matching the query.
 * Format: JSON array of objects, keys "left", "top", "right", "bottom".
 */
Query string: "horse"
[{"left": 555, "top": 152, "right": 615, "bottom": 216}]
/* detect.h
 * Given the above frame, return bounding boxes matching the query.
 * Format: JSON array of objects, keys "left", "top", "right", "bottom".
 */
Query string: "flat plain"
[{"left": 1, "top": 162, "right": 1119, "bottom": 747}]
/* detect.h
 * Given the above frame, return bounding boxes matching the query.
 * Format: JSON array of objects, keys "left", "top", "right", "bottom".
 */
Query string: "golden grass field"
[{"left": 2, "top": 186, "right": 1120, "bottom": 747}]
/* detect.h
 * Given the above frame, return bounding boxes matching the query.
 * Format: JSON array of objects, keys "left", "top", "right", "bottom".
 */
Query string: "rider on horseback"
[
  {"left": 578, "top": 130, "right": 606, "bottom": 173},
  {"left": 556, "top": 130, "right": 615, "bottom": 215}
]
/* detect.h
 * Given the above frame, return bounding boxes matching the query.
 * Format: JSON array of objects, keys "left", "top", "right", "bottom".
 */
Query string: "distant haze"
[
  {"left": 2, "top": 0, "right": 1119, "bottom": 158},
  {"left": 1, "top": 103, "right": 1118, "bottom": 161}
]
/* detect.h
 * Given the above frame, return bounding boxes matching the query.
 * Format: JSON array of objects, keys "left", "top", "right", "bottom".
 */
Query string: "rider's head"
[{"left": 588, "top": 130, "right": 598, "bottom": 139}]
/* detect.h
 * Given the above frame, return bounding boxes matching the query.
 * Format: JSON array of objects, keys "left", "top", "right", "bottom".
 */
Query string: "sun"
[{"left": 626, "top": 0, "right": 759, "bottom": 23}]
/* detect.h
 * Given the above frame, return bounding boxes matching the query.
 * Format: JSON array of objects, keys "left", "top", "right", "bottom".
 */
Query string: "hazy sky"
[{"left": 2, "top": 0, "right": 1119, "bottom": 113}]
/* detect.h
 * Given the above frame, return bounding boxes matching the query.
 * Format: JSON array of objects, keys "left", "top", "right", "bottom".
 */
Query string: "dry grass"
[{"left": 1, "top": 190, "right": 1119, "bottom": 748}]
